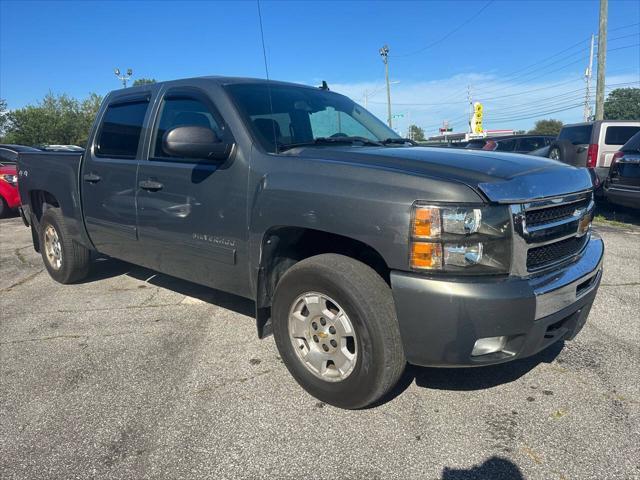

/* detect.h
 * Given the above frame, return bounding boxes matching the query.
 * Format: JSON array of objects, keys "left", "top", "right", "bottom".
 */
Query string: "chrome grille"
[
  {"left": 511, "top": 191, "right": 594, "bottom": 275},
  {"left": 525, "top": 197, "right": 590, "bottom": 227},
  {"left": 527, "top": 235, "right": 589, "bottom": 270}
]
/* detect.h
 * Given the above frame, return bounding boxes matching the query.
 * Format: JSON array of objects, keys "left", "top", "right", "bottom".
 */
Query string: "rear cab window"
[
  {"left": 95, "top": 99, "right": 149, "bottom": 158},
  {"left": 604, "top": 126, "right": 640, "bottom": 146},
  {"left": 558, "top": 125, "right": 593, "bottom": 145}
]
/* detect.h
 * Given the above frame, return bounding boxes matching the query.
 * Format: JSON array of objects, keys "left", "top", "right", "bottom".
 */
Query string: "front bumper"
[{"left": 390, "top": 235, "right": 604, "bottom": 367}]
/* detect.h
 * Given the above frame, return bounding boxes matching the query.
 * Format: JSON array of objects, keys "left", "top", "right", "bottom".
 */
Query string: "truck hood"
[{"left": 290, "top": 146, "right": 593, "bottom": 203}]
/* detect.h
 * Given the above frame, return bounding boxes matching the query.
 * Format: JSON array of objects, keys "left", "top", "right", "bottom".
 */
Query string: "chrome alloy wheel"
[
  {"left": 549, "top": 148, "right": 560, "bottom": 160},
  {"left": 44, "top": 224, "right": 62, "bottom": 270},
  {"left": 288, "top": 292, "right": 358, "bottom": 382}
]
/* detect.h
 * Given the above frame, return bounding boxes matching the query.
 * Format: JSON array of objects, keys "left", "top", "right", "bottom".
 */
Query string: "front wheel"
[{"left": 272, "top": 254, "right": 406, "bottom": 409}]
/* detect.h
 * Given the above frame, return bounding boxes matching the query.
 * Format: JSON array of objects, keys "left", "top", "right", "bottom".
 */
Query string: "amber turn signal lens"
[
  {"left": 410, "top": 242, "right": 443, "bottom": 270},
  {"left": 413, "top": 206, "right": 441, "bottom": 239}
]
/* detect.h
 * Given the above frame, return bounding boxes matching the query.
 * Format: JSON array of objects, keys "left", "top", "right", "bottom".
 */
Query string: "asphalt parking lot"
[{"left": 1, "top": 214, "right": 639, "bottom": 480}]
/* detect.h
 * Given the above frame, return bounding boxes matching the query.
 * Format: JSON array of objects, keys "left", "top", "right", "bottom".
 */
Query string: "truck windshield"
[{"left": 225, "top": 83, "right": 401, "bottom": 153}]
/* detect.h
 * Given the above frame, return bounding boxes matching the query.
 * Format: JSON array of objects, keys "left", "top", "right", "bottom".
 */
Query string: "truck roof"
[{"left": 111, "top": 76, "right": 322, "bottom": 94}]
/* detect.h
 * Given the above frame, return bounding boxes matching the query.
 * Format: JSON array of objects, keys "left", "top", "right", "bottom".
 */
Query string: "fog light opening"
[{"left": 471, "top": 336, "right": 507, "bottom": 356}]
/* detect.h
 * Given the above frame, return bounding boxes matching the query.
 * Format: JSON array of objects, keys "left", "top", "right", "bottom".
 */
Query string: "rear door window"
[
  {"left": 495, "top": 139, "right": 516, "bottom": 151},
  {"left": 558, "top": 125, "right": 592, "bottom": 145},
  {"left": 0, "top": 148, "right": 18, "bottom": 163},
  {"left": 604, "top": 126, "right": 640, "bottom": 146},
  {"left": 95, "top": 100, "right": 149, "bottom": 158},
  {"left": 517, "top": 137, "right": 545, "bottom": 152}
]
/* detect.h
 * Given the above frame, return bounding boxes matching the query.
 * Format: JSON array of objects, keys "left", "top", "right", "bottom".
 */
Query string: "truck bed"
[{"left": 17, "top": 151, "right": 90, "bottom": 247}]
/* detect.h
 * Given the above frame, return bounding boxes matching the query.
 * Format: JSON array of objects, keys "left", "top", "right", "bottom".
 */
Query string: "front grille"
[
  {"left": 525, "top": 198, "right": 589, "bottom": 227},
  {"left": 527, "top": 235, "right": 588, "bottom": 270}
]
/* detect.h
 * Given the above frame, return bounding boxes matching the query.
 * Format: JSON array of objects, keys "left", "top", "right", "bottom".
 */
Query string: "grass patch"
[{"left": 593, "top": 214, "right": 630, "bottom": 228}]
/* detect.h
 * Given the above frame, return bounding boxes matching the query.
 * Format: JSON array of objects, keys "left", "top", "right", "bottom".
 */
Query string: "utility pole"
[
  {"left": 595, "top": 0, "right": 608, "bottom": 120},
  {"left": 584, "top": 34, "right": 595, "bottom": 121},
  {"left": 379, "top": 45, "right": 392, "bottom": 128},
  {"left": 114, "top": 68, "right": 133, "bottom": 88},
  {"left": 467, "top": 85, "right": 473, "bottom": 133}
]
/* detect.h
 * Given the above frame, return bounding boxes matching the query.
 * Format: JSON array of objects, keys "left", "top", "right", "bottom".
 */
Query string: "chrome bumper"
[{"left": 531, "top": 234, "right": 604, "bottom": 320}]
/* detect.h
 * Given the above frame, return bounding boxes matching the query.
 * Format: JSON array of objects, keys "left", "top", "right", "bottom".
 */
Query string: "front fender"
[{"left": 248, "top": 155, "right": 485, "bottom": 276}]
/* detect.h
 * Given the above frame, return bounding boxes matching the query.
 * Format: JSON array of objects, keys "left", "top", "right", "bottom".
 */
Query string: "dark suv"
[
  {"left": 465, "top": 135, "right": 555, "bottom": 153},
  {"left": 604, "top": 131, "right": 640, "bottom": 209}
]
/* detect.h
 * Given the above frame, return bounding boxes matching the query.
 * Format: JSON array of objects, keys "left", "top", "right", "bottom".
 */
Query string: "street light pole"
[
  {"left": 379, "top": 45, "right": 392, "bottom": 128},
  {"left": 595, "top": 0, "right": 607, "bottom": 120},
  {"left": 114, "top": 68, "right": 133, "bottom": 88}
]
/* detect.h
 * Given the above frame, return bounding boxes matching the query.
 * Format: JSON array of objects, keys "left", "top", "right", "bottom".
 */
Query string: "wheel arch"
[{"left": 254, "top": 226, "right": 391, "bottom": 338}]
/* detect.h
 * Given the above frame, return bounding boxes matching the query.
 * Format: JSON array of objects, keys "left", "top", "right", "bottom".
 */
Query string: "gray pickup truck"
[{"left": 18, "top": 77, "right": 604, "bottom": 409}]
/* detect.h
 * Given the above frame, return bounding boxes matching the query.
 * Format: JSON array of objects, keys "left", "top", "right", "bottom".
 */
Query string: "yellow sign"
[{"left": 472, "top": 102, "right": 483, "bottom": 133}]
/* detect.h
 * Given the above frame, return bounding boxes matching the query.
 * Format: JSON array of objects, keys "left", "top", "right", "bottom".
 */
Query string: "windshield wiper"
[
  {"left": 280, "top": 136, "right": 383, "bottom": 151},
  {"left": 381, "top": 137, "right": 418, "bottom": 146}
]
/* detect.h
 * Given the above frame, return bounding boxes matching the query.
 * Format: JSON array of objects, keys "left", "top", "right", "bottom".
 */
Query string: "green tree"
[
  {"left": 528, "top": 119, "right": 563, "bottom": 136},
  {"left": 408, "top": 124, "right": 425, "bottom": 141},
  {"left": 604, "top": 88, "right": 640, "bottom": 120},
  {"left": 0, "top": 98, "right": 9, "bottom": 139},
  {"left": 133, "top": 78, "right": 156, "bottom": 86},
  {"left": 3, "top": 92, "right": 103, "bottom": 146}
]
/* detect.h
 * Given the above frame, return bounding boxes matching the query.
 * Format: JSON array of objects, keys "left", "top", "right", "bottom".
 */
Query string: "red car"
[
  {"left": 0, "top": 144, "right": 42, "bottom": 217},
  {"left": 0, "top": 163, "right": 20, "bottom": 217}
]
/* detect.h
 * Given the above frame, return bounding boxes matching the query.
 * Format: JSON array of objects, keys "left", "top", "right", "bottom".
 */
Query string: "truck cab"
[{"left": 17, "top": 76, "right": 604, "bottom": 409}]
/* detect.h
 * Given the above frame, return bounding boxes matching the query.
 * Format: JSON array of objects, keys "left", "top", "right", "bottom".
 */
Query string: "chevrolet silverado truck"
[{"left": 17, "top": 77, "right": 604, "bottom": 409}]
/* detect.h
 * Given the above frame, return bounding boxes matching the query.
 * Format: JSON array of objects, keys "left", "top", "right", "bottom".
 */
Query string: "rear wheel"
[
  {"left": 0, "top": 198, "right": 7, "bottom": 218},
  {"left": 272, "top": 254, "right": 405, "bottom": 409},
  {"left": 39, "top": 208, "right": 90, "bottom": 284}
]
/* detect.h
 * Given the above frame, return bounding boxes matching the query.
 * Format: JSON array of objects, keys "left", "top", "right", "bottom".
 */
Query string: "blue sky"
[{"left": 1, "top": 0, "right": 639, "bottom": 135}]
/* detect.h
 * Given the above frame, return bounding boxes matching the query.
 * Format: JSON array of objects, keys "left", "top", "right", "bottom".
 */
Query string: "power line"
[
  {"left": 368, "top": 77, "right": 582, "bottom": 106},
  {"left": 487, "top": 83, "right": 638, "bottom": 123},
  {"left": 429, "top": 26, "right": 638, "bottom": 104},
  {"left": 483, "top": 82, "right": 638, "bottom": 118},
  {"left": 608, "top": 21, "right": 639, "bottom": 32},
  {"left": 487, "top": 104, "right": 585, "bottom": 123},
  {"left": 391, "top": 0, "right": 494, "bottom": 58}
]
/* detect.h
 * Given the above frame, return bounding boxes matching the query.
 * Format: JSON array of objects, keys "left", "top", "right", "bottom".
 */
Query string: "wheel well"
[
  {"left": 29, "top": 190, "right": 60, "bottom": 222},
  {"left": 255, "top": 226, "right": 390, "bottom": 337}
]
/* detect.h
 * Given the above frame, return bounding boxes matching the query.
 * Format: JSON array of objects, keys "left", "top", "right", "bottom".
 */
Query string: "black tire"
[
  {"left": 272, "top": 253, "right": 405, "bottom": 409},
  {"left": 39, "top": 208, "right": 90, "bottom": 284},
  {"left": 0, "top": 197, "right": 7, "bottom": 218},
  {"left": 548, "top": 139, "right": 576, "bottom": 165}
]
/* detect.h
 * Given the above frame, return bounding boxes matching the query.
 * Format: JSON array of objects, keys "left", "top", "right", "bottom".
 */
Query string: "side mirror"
[{"left": 162, "top": 125, "right": 232, "bottom": 161}]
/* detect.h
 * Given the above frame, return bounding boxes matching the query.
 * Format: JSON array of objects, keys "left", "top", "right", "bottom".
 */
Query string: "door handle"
[
  {"left": 139, "top": 179, "right": 164, "bottom": 192},
  {"left": 83, "top": 173, "right": 101, "bottom": 184}
]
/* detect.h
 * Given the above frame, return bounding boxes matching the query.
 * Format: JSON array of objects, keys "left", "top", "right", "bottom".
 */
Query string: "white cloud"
[{"left": 326, "top": 71, "right": 640, "bottom": 136}]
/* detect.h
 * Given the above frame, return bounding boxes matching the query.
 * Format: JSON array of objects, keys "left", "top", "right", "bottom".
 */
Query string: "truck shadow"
[
  {"left": 83, "top": 256, "right": 563, "bottom": 403},
  {"left": 594, "top": 199, "right": 640, "bottom": 226},
  {"left": 374, "top": 341, "right": 564, "bottom": 407},
  {"left": 86, "top": 257, "right": 254, "bottom": 318},
  {"left": 441, "top": 456, "right": 525, "bottom": 480}
]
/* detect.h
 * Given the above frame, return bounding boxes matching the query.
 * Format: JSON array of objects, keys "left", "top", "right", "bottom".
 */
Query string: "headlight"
[
  {"left": 0, "top": 174, "right": 18, "bottom": 186},
  {"left": 410, "top": 203, "right": 512, "bottom": 274}
]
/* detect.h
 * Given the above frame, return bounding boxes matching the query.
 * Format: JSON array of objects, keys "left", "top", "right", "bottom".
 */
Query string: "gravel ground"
[{"left": 1, "top": 214, "right": 638, "bottom": 480}]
